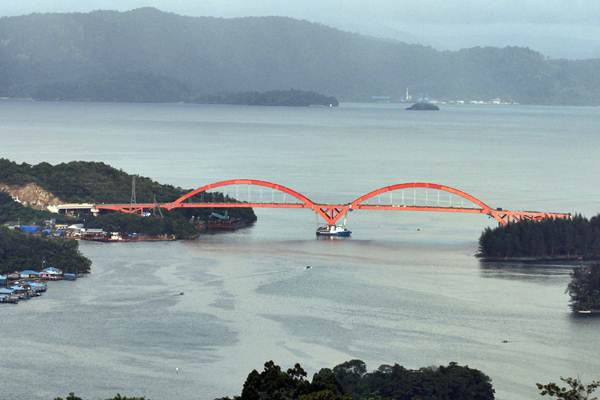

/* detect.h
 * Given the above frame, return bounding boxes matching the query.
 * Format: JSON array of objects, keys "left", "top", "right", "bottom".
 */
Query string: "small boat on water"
[
  {"left": 316, "top": 225, "right": 352, "bottom": 237},
  {"left": 577, "top": 310, "right": 600, "bottom": 315},
  {"left": 406, "top": 102, "right": 439, "bottom": 111}
]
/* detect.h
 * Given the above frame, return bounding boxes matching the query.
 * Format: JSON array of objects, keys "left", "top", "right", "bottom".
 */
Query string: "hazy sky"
[{"left": 1, "top": 0, "right": 599, "bottom": 59}]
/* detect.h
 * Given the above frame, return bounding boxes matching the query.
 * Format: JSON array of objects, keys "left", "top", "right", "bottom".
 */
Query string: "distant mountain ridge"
[{"left": 1, "top": 7, "right": 599, "bottom": 105}]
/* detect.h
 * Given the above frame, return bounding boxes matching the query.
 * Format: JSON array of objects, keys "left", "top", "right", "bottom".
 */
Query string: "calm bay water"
[{"left": 1, "top": 100, "right": 600, "bottom": 400}]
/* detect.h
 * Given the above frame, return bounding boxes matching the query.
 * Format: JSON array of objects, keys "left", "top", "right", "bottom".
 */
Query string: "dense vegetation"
[
  {"left": 567, "top": 264, "right": 600, "bottom": 312},
  {"left": 0, "top": 227, "right": 91, "bottom": 274},
  {"left": 85, "top": 212, "right": 198, "bottom": 239},
  {"left": 537, "top": 377, "right": 600, "bottom": 400},
  {"left": 0, "top": 192, "right": 68, "bottom": 224},
  {"left": 54, "top": 394, "right": 145, "bottom": 400},
  {"left": 192, "top": 90, "right": 339, "bottom": 107},
  {"left": 0, "top": 158, "right": 184, "bottom": 203},
  {"left": 0, "top": 159, "right": 256, "bottom": 222},
  {"left": 478, "top": 215, "right": 600, "bottom": 260},
  {"left": 1, "top": 8, "right": 600, "bottom": 105},
  {"left": 34, "top": 72, "right": 190, "bottom": 103},
  {"left": 47, "top": 375, "right": 600, "bottom": 400},
  {"left": 217, "top": 359, "right": 494, "bottom": 400}
]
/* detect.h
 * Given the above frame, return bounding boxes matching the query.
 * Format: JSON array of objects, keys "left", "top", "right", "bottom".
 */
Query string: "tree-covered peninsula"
[
  {"left": 84, "top": 212, "right": 199, "bottom": 239},
  {"left": 0, "top": 158, "right": 192, "bottom": 203},
  {"left": 478, "top": 215, "right": 600, "bottom": 261},
  {"left": 0, "top": 191, "right": 67, "bottom": 225},
  {"left": 0, "top": 158, "right": 256, "bottom": 224},
  {"left": 192, "top": 89, "right": 339, "bottom": 107},
  {"left": 0, "top": 227, "right": 91, "bottom": 275},
  {"left": 567, "top": 264, "right": 600, "bottom": 313}
]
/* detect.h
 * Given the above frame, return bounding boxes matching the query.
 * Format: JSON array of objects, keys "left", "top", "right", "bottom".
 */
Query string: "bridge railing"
[{"left": 92, "top": 179, "right": 570, "bottom": 227}]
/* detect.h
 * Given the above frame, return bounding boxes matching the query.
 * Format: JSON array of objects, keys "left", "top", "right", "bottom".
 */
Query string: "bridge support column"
[{"left": 315, "top": 206, "right": 350, "bottom": 226}]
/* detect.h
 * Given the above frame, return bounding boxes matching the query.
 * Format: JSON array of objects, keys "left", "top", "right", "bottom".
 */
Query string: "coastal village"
[
  {"left": 2, "top": 210, "right": 247, "bottom": 243},
  {"left": 0, "top": 266, "right": 76, "bottom": 305},
  {"left": 0, "top": 212, "right": 248, "bottom": 305}
]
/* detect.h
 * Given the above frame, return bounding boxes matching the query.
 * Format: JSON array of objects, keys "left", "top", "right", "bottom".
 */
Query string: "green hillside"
[
  {"left": 0, "top": 159, "right": 256, "bottom": 222},
  {"left": 1, "top": 8, "right": 599, "bottom": 105}
]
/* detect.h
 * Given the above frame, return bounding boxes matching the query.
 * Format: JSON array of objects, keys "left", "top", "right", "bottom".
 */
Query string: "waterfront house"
[
  {"left": 26, "top": 281, "right": 47, "bottom": 293},
  {"left": 43, "top": 266, "right": 62, "bottom": 274},
  {"left": 39, "top": 271, "right": 56, "bottom": 280},
  {"left": 7, "top": 272, "right": 20, "bottom": 280},
  {"left": 81, "top": 228, "right": 106, "bottom": 240},
  {"left": 19, "top": 225, "right": 41, "bottom": 234},
  {"left": 40, "top": 267, "right": 62, "bottom": 280},
  {"left": 19, "top": 270, "right": 40, "bottom": 279},
  {"left": 63, "top": 273, "right": 77, "bottom": 281},
  {"left": 9, "top": 285, "right": 30, "bottom": 299},
  {"left": 0, "top": 288, "right": 18, "bottom": 304},
  {"left": 2, "top": 222, "right": 19, "bottom": 230}
]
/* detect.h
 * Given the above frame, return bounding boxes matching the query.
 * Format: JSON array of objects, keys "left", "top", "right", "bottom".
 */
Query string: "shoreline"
[{"left": 477, "top": 255, "right": 599, "bottom": 263}]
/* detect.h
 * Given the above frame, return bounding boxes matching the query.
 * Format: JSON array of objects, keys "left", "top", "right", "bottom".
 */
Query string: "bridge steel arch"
[
  {"left": 350, "top": 182, "right": 493, "bottom": 211},
  {"left": 348, "top": 182, "right": 505, "bottom": 223},
  {"left": 165, "top": 179, "right": 341, "bottom": 224},
  {"left": 95, "top": 179, "right": 570, "bottom": 227}
]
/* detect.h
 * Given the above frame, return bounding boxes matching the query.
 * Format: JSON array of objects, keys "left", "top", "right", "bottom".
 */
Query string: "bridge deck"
[{"left": 59, "top": 179, "right": 571, "bottom": 226}]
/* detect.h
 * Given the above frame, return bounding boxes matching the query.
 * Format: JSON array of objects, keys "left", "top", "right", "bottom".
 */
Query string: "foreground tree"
[
  {"left": 567, "top": 264, "right": 600, "bottom": 312},
  {"left": 221, "top": 360, "right": 494, "bottom": 400},
  {"left": 537, "top": 377, "right": 600, "bottom": 400},
  {"left": 54, "top": 394, "right": 145, "bottom": 400}
]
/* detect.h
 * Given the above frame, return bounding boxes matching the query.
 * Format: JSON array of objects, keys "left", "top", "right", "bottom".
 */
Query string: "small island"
[
  {"left": 406, "top": 102, "right": 440, "bottom": 111},
  {"left": 192, "top": 89, "right": 339, "bottom": 107}
]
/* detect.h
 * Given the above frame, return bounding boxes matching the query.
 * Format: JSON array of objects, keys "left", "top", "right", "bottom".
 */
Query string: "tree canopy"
[
  {"left": 567, "top": 264, "right": 600, "bottom": 312},
  {"left": 192, "top": 89, "right": 339, "bottom": 107},
  {"left": 0, "top": 191, "right": 68, "bottom": 225},
  {"left": 0, "top": 158, "right": 256, "bottom": 222},
  {"left": 478, "top": 215, "right": 600, "bottom": 260},
  {"left": 0, "top": 227, "right": 91, "bottom": 274},
  {"left": 219, "top": 359, "right": 495, "bottom": 400},
  {"left": 537, "top": 377, "right": 600, "bottom": 400},
  {"left": 54, "top": 394, "right": 146, "bottom": 400},
  {"left": 85, "top": 211, "right": 198, "bottom": 239}
]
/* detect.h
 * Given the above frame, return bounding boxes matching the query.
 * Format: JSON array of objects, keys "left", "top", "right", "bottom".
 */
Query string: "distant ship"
[
  {"left": 316, "top": 225, "right": 352, "bottom": 237},
  {"left": 206, "top": 211, "right": 246, "bottom": 230},
  {"left": 406, "top": 102, "right": 439, "bottom": 111}
]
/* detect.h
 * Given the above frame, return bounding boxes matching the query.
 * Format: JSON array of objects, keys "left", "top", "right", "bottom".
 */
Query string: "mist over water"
[{"left": 1, "top": 101, "right": 600, "bottom": 400}]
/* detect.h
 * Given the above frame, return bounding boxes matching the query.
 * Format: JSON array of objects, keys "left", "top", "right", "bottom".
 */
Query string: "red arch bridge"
[{"left": 89, "top": 179, "right": 570, "bottom": 227}]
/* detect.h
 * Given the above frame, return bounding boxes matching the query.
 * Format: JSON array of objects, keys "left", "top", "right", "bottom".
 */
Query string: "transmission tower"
[{"left": 130, "top": 176, "right": 137, "bottom": 206}]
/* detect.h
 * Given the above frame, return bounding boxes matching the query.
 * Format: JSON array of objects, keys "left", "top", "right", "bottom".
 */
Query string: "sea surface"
[{"left": 1, "top": 100, "right": 600, "bottom": 400}]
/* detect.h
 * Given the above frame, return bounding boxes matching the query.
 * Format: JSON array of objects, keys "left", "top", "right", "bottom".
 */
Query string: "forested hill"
[
  {"left": 1, "top": 8, "right": 600, "bottom": 105},
  {"left": 0, "top": 159, "right": 256, "bottom": 224},
  {"left": 0, "top": 159, "right": 185, "bottom": 203}
]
